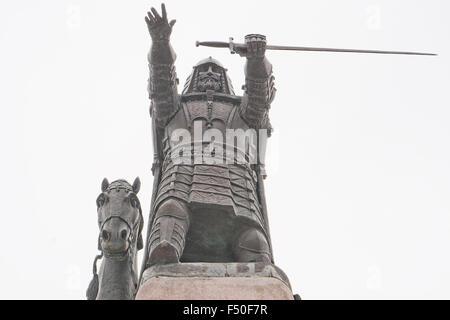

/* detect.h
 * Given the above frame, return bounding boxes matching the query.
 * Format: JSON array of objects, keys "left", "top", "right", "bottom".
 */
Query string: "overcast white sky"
[{"left": 0, "top": 0, "right": 449, "bottom": 299}]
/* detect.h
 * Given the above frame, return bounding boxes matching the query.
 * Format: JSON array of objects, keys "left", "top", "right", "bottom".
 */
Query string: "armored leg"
[
  {"left": 147, "top": 198, "right": 190, "bottom": 266},
  {"left": 233, "top": 227, "right": 272, "bottom": 263}
]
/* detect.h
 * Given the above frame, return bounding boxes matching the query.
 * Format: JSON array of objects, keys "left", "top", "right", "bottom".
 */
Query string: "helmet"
[{"left": 182, "top": 57, "right": 234, "bottom": 95}]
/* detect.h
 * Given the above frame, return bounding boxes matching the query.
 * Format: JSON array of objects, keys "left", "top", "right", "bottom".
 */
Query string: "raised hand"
[{"left": 145, "top": 3, "right": 176, "bottom": 41}]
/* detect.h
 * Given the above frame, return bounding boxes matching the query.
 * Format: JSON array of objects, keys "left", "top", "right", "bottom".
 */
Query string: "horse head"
[
  {"left": 96, "top": 177, "right": 144, "bottom": 257},
  {"left": 87, "top": 177, "right": 144, "bottom": 300}
]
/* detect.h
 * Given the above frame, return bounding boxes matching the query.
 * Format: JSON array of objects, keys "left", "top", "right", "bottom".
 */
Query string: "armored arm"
[
  {"left": 241, "top": 35, "right": 276, "bottom": 128},
  {"left": 145, "top": 5, "right": 179, "bottom": 127}
]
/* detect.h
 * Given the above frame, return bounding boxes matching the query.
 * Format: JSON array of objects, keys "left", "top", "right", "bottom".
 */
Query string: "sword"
[{"left": 196, "top": 37, "right": 437, "bottom": 56}]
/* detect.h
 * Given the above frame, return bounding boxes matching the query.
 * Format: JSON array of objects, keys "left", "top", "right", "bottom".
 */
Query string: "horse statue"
[{"left": 86, "top": 178, "right": 144, "bottom": 300}]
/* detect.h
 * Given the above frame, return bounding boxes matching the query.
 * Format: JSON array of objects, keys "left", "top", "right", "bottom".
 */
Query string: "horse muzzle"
[{"left": 100, "top": 219, "right": 131, "bottom": 259}]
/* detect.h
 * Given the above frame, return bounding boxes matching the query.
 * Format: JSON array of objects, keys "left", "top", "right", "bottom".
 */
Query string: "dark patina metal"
[
  {"left": 87, "top": 178, "right": 143, "bottom": 300},
  {"left": 140, "top": 4, "right": 276, "bottom": 272},
  {"left": 197, "top": 37, "right": 437, "bottom": 56},
  {"left": 88, "top": 3, "right": 435, "bottom": 299}
]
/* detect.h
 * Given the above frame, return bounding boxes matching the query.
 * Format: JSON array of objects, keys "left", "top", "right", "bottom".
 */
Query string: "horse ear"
[
  {"left": 132, "top": 177, "right": 141, "bottom": 194},
  {"left": 101, "top": 178, "right": 109, "bottom": 192}
]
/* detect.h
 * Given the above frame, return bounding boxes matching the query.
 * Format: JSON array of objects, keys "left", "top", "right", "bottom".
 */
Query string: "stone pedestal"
[{"left": 136, "top": 262, "right": 294, "bottom": 300}]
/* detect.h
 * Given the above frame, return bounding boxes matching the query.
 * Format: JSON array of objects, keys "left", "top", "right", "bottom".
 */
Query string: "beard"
[{"left": 197, "top": 77, "right": 222, "bottom": 92}]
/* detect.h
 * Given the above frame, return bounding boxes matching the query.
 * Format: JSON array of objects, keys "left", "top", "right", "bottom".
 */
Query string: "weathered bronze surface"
[
  {"left": 86, "top": 3, "right": 438, "bottom": 300},
  {"left": 197, "top": 38, "right": 437, "bottom": 56},
  {"left": 87, "top": 178, "right": 143, "bottom": 300},
  {"left": 141, "top": 4, "right": 276, "bottom": 270}
]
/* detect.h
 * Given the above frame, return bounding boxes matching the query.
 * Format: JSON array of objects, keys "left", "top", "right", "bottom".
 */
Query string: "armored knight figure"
[{"left": 143, "top": 4, "right": 276, "bottom": 267}]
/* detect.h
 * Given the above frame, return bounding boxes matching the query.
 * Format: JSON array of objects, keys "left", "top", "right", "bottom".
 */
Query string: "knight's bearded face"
[{"left": 197, "top": 65, "right": 222, "bottom": 92}]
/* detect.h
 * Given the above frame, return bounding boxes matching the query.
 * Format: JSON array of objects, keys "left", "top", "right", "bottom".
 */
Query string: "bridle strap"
[{"left": 96, "top": 215, "right": 142, "bottom": 298}]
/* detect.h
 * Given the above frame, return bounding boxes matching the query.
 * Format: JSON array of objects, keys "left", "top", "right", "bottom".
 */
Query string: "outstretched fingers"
[
  {"left": 151, "top": 7, "right": 162, "bottom": 21},
  {"left": 144, "top": 16, "right": 151, "bottom": 27},
  {"left": 161, "top": 3, "right": 167, "bottom": 20},
  {"left": 145, "top": 4, "right": 175, "bottom": 38},
  {"left": 146, "top": 11, "right": 156, "bottom": 24}
]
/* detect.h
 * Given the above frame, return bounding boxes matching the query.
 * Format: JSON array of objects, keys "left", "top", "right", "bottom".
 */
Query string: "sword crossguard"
[
  {"left": 196, "top": 38, "right": 437, "bottom": 56},
  {"left": 229, "top": 37, "right": 236, "bottom": 54}
]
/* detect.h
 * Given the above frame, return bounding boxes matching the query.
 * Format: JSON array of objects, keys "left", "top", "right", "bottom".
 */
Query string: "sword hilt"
[
  {"left": 196, "top": 38, "right": 437, "bottom": 56},
  {"left": 196, "top": 38, "right": 246, "bottom": 55},
  {"left": 228, "top": 37, "right": 236, "bottom": 54}
]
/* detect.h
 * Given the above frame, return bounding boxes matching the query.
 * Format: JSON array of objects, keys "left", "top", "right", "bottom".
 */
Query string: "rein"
[
  {"left": 86, "top": 253, "right": 103, "bottom": 300},
  {"left": 87, "top": 216, "right": 142, "bottom": 300},
  {"left": 87, "top": 180, "right": 143, "bottom": 300}
]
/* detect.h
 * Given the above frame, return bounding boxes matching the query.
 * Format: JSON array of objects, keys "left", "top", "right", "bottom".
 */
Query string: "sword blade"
[
  {"left": 266, "top": 44, "right": 437, "bottom": 56},
  {"left": 196, "top": 40, "right": 437, "bottom": 56}
]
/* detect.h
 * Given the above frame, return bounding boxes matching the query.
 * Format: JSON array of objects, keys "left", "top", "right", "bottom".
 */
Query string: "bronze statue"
[
  {"left": 87, "top": 178, "right": 143, "bottom": 300},
  {"left": 87, "top": 3, "right": 435, "bottom": 300},
  {"left": 141, "top": 4, "right": 275, "bottom": 268},
  {"left": 196, "top": 39, "right": 436, "bottom": 56}
]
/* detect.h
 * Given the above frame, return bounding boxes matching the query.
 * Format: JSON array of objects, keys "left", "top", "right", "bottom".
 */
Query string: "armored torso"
[{"left": 153, "top": 91, "right": 266, "bottom": 233}]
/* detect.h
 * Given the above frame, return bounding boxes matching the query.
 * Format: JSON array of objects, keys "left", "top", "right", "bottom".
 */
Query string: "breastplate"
[
  {"left": 179, "top": 95, "right": 237, "bottom": 135},
  {"left": 163, "top": 91, "right": 251, "bottom": 160},
  {"left": 154, "top": 92, "right": 267, "bottom": 234}
]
